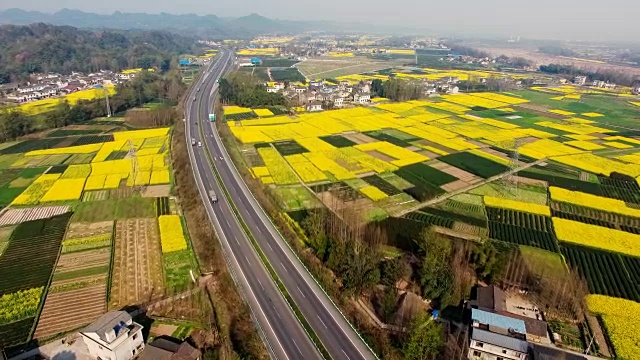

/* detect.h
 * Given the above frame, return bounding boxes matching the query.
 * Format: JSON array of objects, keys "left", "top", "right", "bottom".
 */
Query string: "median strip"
[{"left": 196, "top": 111, "right": 331, "bottom": 360}]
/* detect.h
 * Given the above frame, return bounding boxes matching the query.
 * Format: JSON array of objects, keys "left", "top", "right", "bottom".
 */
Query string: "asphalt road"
[{"left": 186, "top": 50, "right": 377, "bottom": 360}]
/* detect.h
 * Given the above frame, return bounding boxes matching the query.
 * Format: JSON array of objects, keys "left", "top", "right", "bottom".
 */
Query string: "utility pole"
[{"left": 103, "top": 83, "right": 112, "bottom": 118}]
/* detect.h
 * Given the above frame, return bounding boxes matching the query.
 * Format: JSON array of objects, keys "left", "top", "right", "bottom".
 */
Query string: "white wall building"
[
  {"left": 80, "top": 311, "right": 145, "bottom": 360},
  {"left": 468, "top": 328, "right": 528, "bottom": 360}
]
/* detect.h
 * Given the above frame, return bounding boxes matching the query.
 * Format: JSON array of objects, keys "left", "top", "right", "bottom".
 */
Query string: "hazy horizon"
[{"left": 0, "top": 1, "right": 635, "bottom": 42}]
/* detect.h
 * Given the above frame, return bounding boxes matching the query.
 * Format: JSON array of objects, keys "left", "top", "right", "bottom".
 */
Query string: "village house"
[
  {"left": 139, "top": 338, "right": 200, "bottom": 360},
  {"left": 307, "top": 100, "right": 323, "bottom": 112},
  {"left": 80, "top": 311, "right": 145, "bottom": 360},
  {"left": 353, "top": 92, "right": 371, "bottom": 104},
  {"left": 574, "top": 76, "right": 587, "bottom": 85}
]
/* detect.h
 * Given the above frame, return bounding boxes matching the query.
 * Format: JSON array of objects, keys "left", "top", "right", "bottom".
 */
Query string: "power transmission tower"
[
  {"left": 103, "top": 84, "right": 112, "bottom": 118},
  {"left": 499, "top": 139, "right": 523, "bottom": 197},
  {"left": 127, "top": 139, "right": 141, "bottom": 192}
]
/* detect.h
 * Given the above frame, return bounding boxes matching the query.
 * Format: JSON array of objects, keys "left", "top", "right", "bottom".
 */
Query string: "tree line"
[
  {"left": 297, "top": 206, "right": 512, "bottom": 359},
  {"left": 0, "top": 70, "right": 186, "bottom": 142},
  {"left": 218, "top": 72, "right": 286, "bottom": 108},
  {"left": 539, "top": 63, "right": 640, "bottom": 86},
  {"left": 0, "top": 23, "right": 200, "bottom": 83}
]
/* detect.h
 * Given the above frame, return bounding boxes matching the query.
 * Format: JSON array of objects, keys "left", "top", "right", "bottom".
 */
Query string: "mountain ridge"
[{"left": 0, "top": 8, "right": 424, "bottom": 37}]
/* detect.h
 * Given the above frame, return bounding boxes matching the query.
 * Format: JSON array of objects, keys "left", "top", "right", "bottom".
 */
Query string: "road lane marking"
[
  {"left": 297, "top": 286, "right": 306, "bottom": 298},
  {"left": 291, "top": 339, "right": 303, "bottom": 355},
  {"left": 257, "top": 278, "right": 265, "bottom": 291},
  {"left": 280, "top": 262, "right": 288, "bottom": 272},
  {"left": 342, "top": 349, "right": 352, "bottom": 360},
  {"left": 317, "top": 315, "right": 328, "bottom": 329},
  {"left": 244, "top": 255, "right": 251, "bottom": 266}
]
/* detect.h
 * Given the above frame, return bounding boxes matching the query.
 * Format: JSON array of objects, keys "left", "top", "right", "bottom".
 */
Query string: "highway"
[{"left": 185, "top": 50, "right": 377, "bottom": 360}]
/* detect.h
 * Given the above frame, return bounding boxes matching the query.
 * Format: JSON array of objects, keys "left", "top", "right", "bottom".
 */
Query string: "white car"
[{"left": 197, "top": 141, "right": 202, "bottom": 147}]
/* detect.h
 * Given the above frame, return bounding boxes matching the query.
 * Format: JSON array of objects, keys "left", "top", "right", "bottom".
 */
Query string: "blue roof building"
[
  {"left": 471, "top": 308, "right": 526, "bottom": 334},
  {"left": 250, "top": 57, "right": 263, "bottom": 65},
  {"left": 179, "top": 59, "right": 191, "bottom": 66}
]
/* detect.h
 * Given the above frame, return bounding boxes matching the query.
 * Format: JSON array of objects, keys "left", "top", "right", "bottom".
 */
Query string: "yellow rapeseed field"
[
  {"left": 258, "top": 148, "right": 299, "bottom": 185},
  {"left": 158, "top": 215, "right": 188, "bottom": 253},
  {"left": 586, "top": 295, "right": 640, "bottom": 360},
  {"left": 285, "top": 154, "right": 327, "bottom": 183},
  {"left": 553, "top": 218, "right": 640, "bottom": 257},
  {"left": 550, "top": 187, "right": 640, "bottom": 218},
  {"left": 150, "top": 169, "right": 170, "bottom": 185},
  {"left": 484, "top": 196, "right": 550, "bottom": 216},
  {"left": 26, "top": 143, "right": 103, "bottom": 156},
  {"left": 360, "top": 186, "right": 388, "bottom": 201},
  {"left": 84, "top": 175, "right": 106, "bottom": 190},
  {"left": 253, "top": 108, "right": 274, "bottom": 117},
  {"left": 60, "top": 164, "right": 92, "bottom": 179},
  {"left": 40, "top": 178, "right": 86, "bottom": 202}
]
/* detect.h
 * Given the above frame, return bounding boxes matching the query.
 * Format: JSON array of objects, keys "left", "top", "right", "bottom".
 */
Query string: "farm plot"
[
  {"left": 35, "top": 247, "right": 110, "bottom": 340},
  {"left": 486, "top": 207, "right": 558, "bottom": 251},
  {"left": 319, "top": 135, "right": 357, "bottom": 148},
  {"left": 0, "top": 213, "right": 71, "bottom": 295},
  {"left": 0, "top": 167, "right": 47, "bottom": 206},
  {"left": 361, "top": 175, "right": 402, "bottom": 196},
  {"left": 0, "top": 318, "right": 35, "bottom": 348},
  {"left": 395, "top": 163, "right": 456, "bottom": 202},
  {"left": 34, "top": 284, "right": 106, "bottom": 340},
  {"left": 439, "top": 152, "right": 510, "bottom": 178},
  {"left": 0, "top": 213, "right": 71, "bottom": 346},
  {"left": 586, "top": 295, "right": 640, "bottom": 360},
  {"left": 0, "top": 205, "right": 70, "bottom": 226},
  {"left": 109, "top": 218, "right": 164, "bottom": 309},
  {"left": 273, "top": 140, "right": 309, "bottom": 156},
  {"left": 561, "top": 244, "right": 640, "bottom": 302}
]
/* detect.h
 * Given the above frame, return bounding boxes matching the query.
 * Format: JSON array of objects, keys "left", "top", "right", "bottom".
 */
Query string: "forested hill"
[{"left": 0, "top": 23, "right": 200, "bottom": 83}]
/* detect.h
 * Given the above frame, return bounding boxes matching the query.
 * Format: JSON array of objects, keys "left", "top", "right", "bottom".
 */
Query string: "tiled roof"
[{"left": 472, "top": 308, "right": 526, "bottom": 334}]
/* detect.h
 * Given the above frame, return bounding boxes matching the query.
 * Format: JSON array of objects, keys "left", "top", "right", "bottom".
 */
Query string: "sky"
[{"left": 0, "top": 0, "right": 635, "bottom": 41}]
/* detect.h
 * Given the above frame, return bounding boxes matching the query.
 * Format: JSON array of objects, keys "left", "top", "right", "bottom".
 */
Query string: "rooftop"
[
  {"left": 471, "top": 327, "right": 529, "bottom": 353},
  {"left": 475, "top": 285, "right": 507, "bottom": 312},
  {"left": 471, "top": 308, "right": 527, "bottom": 334},
  {"left": 82, "top": 310, "right": 132, "bottom": 343}
]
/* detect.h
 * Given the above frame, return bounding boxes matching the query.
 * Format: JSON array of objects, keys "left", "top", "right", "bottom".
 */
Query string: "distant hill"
[
  {"left": 0, "top": 23, "right": 200, "bottom": 83},
  {"left": 0, "top": 8, "right": 424, "bottom": 38},
  {"left": 0, "top": 9, "right": 306, "bottom": 38}
]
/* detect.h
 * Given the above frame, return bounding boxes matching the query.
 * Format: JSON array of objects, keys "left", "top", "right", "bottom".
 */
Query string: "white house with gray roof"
[
  {"left": 468, "top": 327, "right": 529, "bottom": 360},
  {"left": 80, "top": 311, "right": 145, "bottom": 360}
]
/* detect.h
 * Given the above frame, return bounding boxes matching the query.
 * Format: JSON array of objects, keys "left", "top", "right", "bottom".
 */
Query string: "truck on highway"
[
  {"left": 208, "top": 190, "right": 218, "bottom": 203},
  {"left": 191, "top": 138, "right": 196, "bottom": 146}
]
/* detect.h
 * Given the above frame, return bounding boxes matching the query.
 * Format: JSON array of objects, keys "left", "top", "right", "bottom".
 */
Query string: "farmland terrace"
[
  {"left": 221, "top": 86, "right": 640, "bottom": 360},
  {"left": 0, "top": 125, "right": 200, "bottom": 350}
]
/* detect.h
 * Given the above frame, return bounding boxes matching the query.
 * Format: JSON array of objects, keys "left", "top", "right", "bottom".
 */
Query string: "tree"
[
  {"left": 417, "top": 231, "right": 454, "bottom": 306},
  {"left": 0, "top": 110, "right": 32, "bottom": 142},
  {"left": 403, "top": 313, "right": 444, "bottom": 360},
  {"left": 371, "top": 79, "right": 384, "bottom": 97},
  {"left": 380, "top": 258, "right": 409, "bottom": 287}
]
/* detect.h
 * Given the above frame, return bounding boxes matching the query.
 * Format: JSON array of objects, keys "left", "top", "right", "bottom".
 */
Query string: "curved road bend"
[
  {"left": 185, "top": 51, "right": 320, "bottom": 360},
  {"left": 190, "top": 50, "right": 377, "bottom": 360}
]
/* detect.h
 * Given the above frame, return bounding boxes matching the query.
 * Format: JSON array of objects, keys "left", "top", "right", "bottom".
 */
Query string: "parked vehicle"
[{"left": 191, "top": 138, "right": 196, "bottom": 146}]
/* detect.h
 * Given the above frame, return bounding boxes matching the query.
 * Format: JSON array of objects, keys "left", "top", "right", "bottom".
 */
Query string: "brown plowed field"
[
  {"left": 65, "top": 221, "right": 113, "bottom": 239},
  {"left": 34, "top": 284, "right": 106, "bottom": 340},
  {"left": 109, "top": 218, "right": 164, "bottom": 309},
  {"left": 55, "top": 248, "right": 110, "bottom": 273}
]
